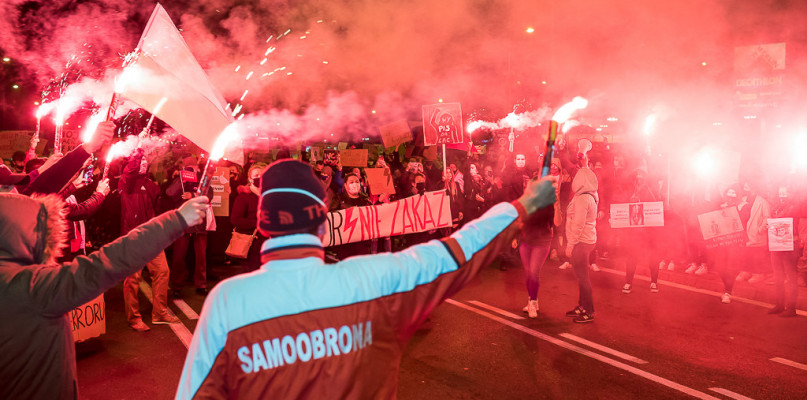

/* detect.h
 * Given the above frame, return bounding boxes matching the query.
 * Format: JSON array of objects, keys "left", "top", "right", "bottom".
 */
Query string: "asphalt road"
[{"left": 76, "top": 258, "right": 807, "bottom": 399}]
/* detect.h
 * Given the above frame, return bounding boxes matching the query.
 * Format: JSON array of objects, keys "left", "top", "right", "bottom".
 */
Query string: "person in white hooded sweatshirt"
[{"left": 563, "top": 153, "right": 599, "bottom": 323}]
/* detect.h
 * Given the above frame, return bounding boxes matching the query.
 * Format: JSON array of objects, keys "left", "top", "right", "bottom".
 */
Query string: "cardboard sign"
[
  {"left": 697, "top": 207, "right": 746, "bottom": 248},
  {"left": 340, "top": 149, "right": 368, "bottom": 167},
  {"left": 337, "top": 142, "right": 348, "bottom": 151},
  {"left": 379, "top": 120, "right": 412, "bottom": 148},
  {"left": 423, "top": 146, "right": 438, "bottom": 161},
  {"left": 365, "top": 168, "right": 396, "bottom": 195},
  {"left": 211, "top": 167, "right": 231, "bottom": 217},
  {"left": 422, "top": 103, "right": 463, "bottom": 146},
  {"left": 70, "top": 295, "right": 106, "bottom": 342},
  {"left": 322, "top": 190, "right": 452, "bottom": 246},
  {"left": 768, "top": 218, "right": 794, "bottom": 252},
  {"left": 0, "top": 131, "right": 35, "bottom": 159},
  {"left": 180, "top": 170, "right": 197, "bottom": 183},
  {"left": 610, "top": 202, "right": 664, "bottom": 228}
]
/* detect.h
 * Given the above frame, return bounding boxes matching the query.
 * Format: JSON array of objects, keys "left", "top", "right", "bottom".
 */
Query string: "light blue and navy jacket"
[{"left": 176, "top": 201, "right": 529, "bottom": 399}]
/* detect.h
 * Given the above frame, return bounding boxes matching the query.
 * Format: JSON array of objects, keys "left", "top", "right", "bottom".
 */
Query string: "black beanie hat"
[{"left": 258, "top": 159, "right": 328, "bottom": 236}]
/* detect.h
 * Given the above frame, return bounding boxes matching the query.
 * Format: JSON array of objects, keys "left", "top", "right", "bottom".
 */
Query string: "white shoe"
[
  {"left": 527, "top": 300, "right": 538, "bottom": 318},
  {"left": 695, "top": 264, "right": 708, "bottom": 276},
  {"left": 650, "top": 282, "right": 659, "bottom": 293},
  {"left": 590, "top": 264, "right": 601, "bottom": 272},
  {"left": 747, "top": 273, "right": 764, "bottom": 284},
  {"left": 659, "top": 261, "right": 667, "bottom": 270},
  {"left": 721, "top": 292, "right": 731, "bottom": 304},
  {"left": 559, "top": 262, "right": 571, "bottom": 270},
  {"left": 685, "top": 263, "right": 698, "bottom": 274},
  {"left": 667, "top": 261, "right": 676, "bottom": 271},
  {"left": 622, "top": 283, "right": 632, "bottom": 294}
]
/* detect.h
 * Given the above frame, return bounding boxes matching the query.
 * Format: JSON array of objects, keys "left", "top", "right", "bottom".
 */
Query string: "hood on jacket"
[
  {"left": 0, "top": 193, "right": 68, "bottom": 266},
  {"left": 572, "top": 168, "right": 599, "bottom": 203}
]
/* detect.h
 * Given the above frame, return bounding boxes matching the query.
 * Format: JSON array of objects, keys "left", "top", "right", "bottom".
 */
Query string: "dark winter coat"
[{"left": 0, "top": 193, "right": 189, "bottom": 400}]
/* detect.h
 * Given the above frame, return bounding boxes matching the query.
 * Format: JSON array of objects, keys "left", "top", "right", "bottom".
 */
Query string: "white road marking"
[
  {"left": 467, "top": 300, "right": 526, "bottom": 320},
  {"left": 597, "top": 267, "right": 807, "bottom": 317},
  {"left": 139, "top": 281, "right": 194, "bottom": 349},
  {"left": 172, "top": 299, "right": 200, "bottom": 320},
  {"left": 709, "top": 387, "right": 755, "bottom": 400},
  {"left": 770, "top": 357, "right": 807, "bottom": 371},
  {"left": 445, "top": 299, "right": 721, "bottom": 400},
  {"left": 558, "top": 333, "right": 648, "bottom": 364}
]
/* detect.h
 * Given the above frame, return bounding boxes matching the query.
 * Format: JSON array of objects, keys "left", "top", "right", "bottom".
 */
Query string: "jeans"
[
  {"left": 770, "top": 249, "right": 800, "bottom": 308},
  {"left": 625, "top": 242, "right": 659, "bottom": 285},
  {"left": 171, "top": 232, "right": 208, "bottom": 289},
  {"left": 519, "top": 242, "right": 551, "bottom": 300},
  {"left": 571, "top": 242, "right": 596, "bottom": 313},
  {"left": 123, "top": 251, "right": 170, "bottom": 322}
]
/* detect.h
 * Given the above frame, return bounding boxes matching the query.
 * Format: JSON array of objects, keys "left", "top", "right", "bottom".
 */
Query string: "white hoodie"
[{"left": 566, "top": 168, "right": 599, "bottom": 247}]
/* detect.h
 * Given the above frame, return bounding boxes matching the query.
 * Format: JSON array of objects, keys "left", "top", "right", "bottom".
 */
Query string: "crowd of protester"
[{"left": 3, "top": 119, "right": 807, "bottom": 398}]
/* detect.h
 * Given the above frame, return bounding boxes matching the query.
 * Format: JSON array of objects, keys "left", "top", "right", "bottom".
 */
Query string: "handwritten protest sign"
[
  {"left": 697, "top": 207, "right": 746, "bottom": 248},
  {"left": 340, "top": 149, "right": 368, "bottom": 167},
  {"left": 379, "top": 120, "right": 412, "bottom": 148},
  {"left": 365, "top": 168, "right": 396, "bottom": 195},
  {"left": 310, "top": 145, "right": 323, "bottom": 162},
  {"left": 70, "top": 295, "right": 105, "bottom": 342},
  {"left": 322, "top": 190, "right": 451, "bottom": 246},
  {"left": 610, "top": 202, "right": 664, "bottom": 228},
  {"left": 210, "top": 167, "right": 231, "bottom": 217},
  {"left": 422, "top": 103, "right": 463, "bottom": 146},
  {"left": 767, "top": 218, "right": 794, "bottom": 252}
]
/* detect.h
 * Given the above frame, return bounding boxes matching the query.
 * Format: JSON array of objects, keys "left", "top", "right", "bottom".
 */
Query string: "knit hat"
[{"left": 259, "top": 159, "right": 327, "bottom": 236}]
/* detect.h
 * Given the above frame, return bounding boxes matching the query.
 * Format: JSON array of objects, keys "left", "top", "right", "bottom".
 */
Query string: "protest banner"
[
  {"left": 697, "top": 207, "right": 746, "bottom": 248},
  {"left": 610, "top": 202, "right": 664, "bottom": 228},
  {"left": 365, "top": 168, "right": 396, "bottom": 195},
  {"left": 422, "top": 103, "right": 463, "bottom": 146},
  {"left": 210, "top": 167, "right": 231, "bottom": 217},
  {"left": 70, "top": 295, "right": 105, "bottom": 342},
  {"left": 322, "top": 190, "right": 452, "bottom": 246},
  {"left": 379, "top": 120, "right": 412, "bottom": 148},
  {"left": 767, "top": 218, "right": 794, "bottom": 252}
]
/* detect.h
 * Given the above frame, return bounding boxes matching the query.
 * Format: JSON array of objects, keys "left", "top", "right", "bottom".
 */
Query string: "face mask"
[
  {"left": 348, "top": 182, "right": 361, "bottom": 194},
  {"left": 252, "top": 177, "right": 260, "bottom": 187},
  {"left": 416, "top": 182, "right": 425, "bottom": 192}
]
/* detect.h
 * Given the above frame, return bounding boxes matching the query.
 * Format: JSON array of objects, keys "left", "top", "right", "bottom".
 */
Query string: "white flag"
[{"left": 121, "top": 4, "right": 242, "bottom": 165}]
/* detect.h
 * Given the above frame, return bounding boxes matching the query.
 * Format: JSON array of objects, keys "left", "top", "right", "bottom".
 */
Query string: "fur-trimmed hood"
[{"left": 0, "top": 193, "right": 68, "bottom": 266}]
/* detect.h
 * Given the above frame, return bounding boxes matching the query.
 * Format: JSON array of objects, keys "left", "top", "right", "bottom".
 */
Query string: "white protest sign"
[
  {"left": 610, "top": 202, "right": 664, "bottom": 228},
  {"left": 697, "top": 207, "right": 746, "bottom": 248},
  {"left": 322, "top": 190, "right": 452, "bottom": 246},
  {"left": 767, "top": 218, "right": 794, "bottom": 252}
]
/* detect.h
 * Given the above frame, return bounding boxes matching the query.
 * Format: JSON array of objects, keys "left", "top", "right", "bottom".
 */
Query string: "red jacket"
[
  {"left": 119, "top": 149, "right": 161, "bottom": 235},
  {"left": 177, "top": 201, "right": 529, "bottom": 399}
]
